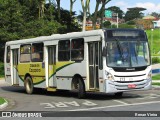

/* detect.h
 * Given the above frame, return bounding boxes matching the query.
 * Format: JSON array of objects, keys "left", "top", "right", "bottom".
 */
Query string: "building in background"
[
  {"left": 136, "top": 15, "right": 159, "bottom": 29},
  {"left": 153, "top": 20, "right": 160, "bottom": 28}
]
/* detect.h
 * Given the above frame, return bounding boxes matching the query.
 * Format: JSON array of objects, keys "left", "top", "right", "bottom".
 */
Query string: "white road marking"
[
  {"left": 64, "top": 101, "right": 80, "bottom": 107},
  {"left": 82, "top": 100, "right": 97, "bottom": 106},
  {"left": 40, "top": 100, "right": 97, "bottom": 109},
  {"left": 113, "top": 100, "right": 129, "bottom": 105},
  {"left": 52, "top": 102, "right": 69, "bottom": 108},
  {"left": 65, "top": 101, "right": 160, "bottom": 111},
  {"left": 136, "top": 93, "right": 160, "bottom": 99}
]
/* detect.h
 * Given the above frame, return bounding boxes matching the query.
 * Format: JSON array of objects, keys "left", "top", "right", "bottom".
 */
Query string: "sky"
[{"left": 61, "top": 0, "right": 160, "bottom": 15}]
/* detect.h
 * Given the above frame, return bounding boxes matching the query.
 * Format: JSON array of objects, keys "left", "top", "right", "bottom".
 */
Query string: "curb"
[{"left": 0, "top": 98, "right": 8, "bottom": 110}]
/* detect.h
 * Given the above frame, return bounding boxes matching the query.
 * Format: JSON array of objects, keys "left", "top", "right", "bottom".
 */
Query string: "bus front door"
[
  {"left": 12, "top": 49, "right": 19, "bottom": 85},
  {"left": 88, "top": 42, "right": 99, "bottom": 90},
  {"left": 48, "top": 46, "right": 57, "bottom": 87}
]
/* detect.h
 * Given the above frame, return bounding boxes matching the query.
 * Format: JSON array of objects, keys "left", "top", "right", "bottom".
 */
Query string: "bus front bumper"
[{"left": 105, "top": 79, "right": 152, "bottom": 93}]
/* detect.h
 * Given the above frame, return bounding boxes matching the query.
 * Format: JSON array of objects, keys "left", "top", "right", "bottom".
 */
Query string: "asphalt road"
[{"left": 0, "top": 80, "right": 160, "bottom": 119}]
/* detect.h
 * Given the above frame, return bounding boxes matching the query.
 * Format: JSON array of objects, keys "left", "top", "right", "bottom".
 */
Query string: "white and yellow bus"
[{"left": 4, "top": 29, "right": 152, "bottom": 98}]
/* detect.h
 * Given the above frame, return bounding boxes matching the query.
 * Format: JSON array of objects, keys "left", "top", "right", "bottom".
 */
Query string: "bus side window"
[
  {"left": 31, "top": 43, "right": 44, "bottom": 62},
  {"left": 6, "top": 46, "right": 10, "bottom": 63},
  {"left": 58, "top": 40, "right": 70, "bottom": 61},
  {"left": 71, "top": 38, "right": 84, "bottom": 61},
  {"left": 20, "top": 44, "right": 31, "bottom": 62}
]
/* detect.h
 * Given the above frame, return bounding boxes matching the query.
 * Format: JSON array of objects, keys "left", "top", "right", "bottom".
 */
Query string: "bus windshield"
[{"left": 106, "top": 40, "right": 150, "bottom": 68}]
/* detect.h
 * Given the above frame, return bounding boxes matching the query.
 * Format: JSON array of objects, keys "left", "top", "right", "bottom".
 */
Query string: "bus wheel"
[
  {"left": 114, "top": 92, "right": 123, "bottom": 97},
  {"left": 77, "top": 78, "right": 86, "bottom": 99},
  {"left": 24, "top": 76, "right": 34, "bottom": 94}
]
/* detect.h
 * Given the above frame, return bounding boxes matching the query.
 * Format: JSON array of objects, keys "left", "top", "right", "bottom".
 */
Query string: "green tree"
[
  {"left": 77, "top": 11, "right": 84, "bottom": 22},
  {"left": 0, "top": 0, "right": 81, "bottom": 62},
  {"left": 56, "top": 0, "right": 61, "bottom": 21},
  {"left": 70, "top": 0, "right": 76, "bottom": 16},
  {"left": 0, "top": 0, "right": 25, "bottom": 61},
  {"left": 151, "top": 12, "right": 160, "bottom": 18},
  {"left": 107, "top": 6, "right": 124, "bottom": 19},
  {"left": 81, "top": 0, "right": 90, "bottom": 31},
  {"left": 92, "top": 0, "right": 111, "bottom": 29},
  {"left": 38, "top": 0, "right": 46, "bottom": 19},
  {"left": 103, "top": 21, "right": 111, "bottom": 28},
  {"left": 0, "top": 0, "right": 24, "bottom": 40},
  {"left": 125, "top": 7, "right": 146, "bottom": 21}
]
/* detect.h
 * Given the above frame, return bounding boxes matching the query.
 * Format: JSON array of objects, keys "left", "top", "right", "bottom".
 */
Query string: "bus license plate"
[{"left": 128, "top": 84, "right": 136, "bottom": 89}]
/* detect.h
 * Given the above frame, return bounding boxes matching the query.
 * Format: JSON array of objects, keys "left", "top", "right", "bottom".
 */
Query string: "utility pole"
[
  {"left": 151, "top": 29, "right": 154, "bottom": 56},
  {"left": 116, "top": 13, "right": 118, "bottom": 28}
]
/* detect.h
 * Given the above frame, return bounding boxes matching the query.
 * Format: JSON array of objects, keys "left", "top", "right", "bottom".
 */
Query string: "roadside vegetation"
[
  {"left": 0, "top": 62, "right": 4, "bottom": 78},
  {"left": 152, "top": 82, "right": 160, "bottom": 86},
  {"left": 152, "top": 74, "right": 160, "bottom": 80},
  {"left": 0, "top": 97, "right": 6, "bottom": 105},
  {"left": 146, "top": 29, "right": 160, "bottom": 56}
]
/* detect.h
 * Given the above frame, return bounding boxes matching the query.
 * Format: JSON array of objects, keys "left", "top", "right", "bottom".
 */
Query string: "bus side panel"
[
  {"left": 98, "top": 70, "right": 104, "bottom": 92},
  {"left": 56, "top": 61, "right": 87, "bottom": 90},
  {"left": 5, "top": 63, "right": 12, "bottom": 85},
  {"left": 4, "top": 46, "right": 12, "bottom": 85},
  {"left": 18, "top": 62, "right": 46, "bottom": 88}
]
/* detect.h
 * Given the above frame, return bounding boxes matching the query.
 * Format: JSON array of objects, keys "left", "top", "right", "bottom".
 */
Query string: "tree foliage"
[
  {"left": 91, "top": 0, "right": 111, "bottom": 29},
  {"left": 81, "top": 0, "right": 90, "bottom": 31},
  {"left": 107, "top": 6, "right": 124, "bottom": 19},
  {"left": 0, "top": 0, "right": 80, "bottom": 62},
  {"left": 103, "top": 21, "right": 111, "bottom": 28},
  {"left": 151, "top": 12, "right": 160, "bottom": 18},
  {"left": 124, "top": 7, "right": 146, "bottom": 21}
]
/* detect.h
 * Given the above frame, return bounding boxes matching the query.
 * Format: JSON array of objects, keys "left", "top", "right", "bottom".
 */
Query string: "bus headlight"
[
  {"left": 105, "top": 70, "right": 114, "bottom": 80},
  {"left": 147, "top": 71, "right": 152, "bottom": 79}
]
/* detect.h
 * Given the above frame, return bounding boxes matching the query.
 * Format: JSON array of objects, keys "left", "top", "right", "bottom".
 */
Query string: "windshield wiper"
[{"left": 115, "top": 38, "right": 124, "bottom": 63}]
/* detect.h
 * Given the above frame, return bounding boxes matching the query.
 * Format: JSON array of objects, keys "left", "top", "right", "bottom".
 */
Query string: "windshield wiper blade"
[{"left": 115, "top": 38, "right": 124, "bottom": 63}]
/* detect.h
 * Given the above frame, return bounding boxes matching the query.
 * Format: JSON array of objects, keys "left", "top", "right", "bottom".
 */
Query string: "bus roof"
[{"left": 6, "top": 29, "right": 104, "bottom": 46}]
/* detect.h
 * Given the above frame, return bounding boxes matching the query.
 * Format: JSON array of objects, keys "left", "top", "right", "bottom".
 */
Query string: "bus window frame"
[
  {"left": 31, "top": 43, "right": 44, "bottom": 62},
  {"left": 58, "top": 40, "right": 70, "bottom": 61},
  {"left": 71, "top": 38, "right": 84, "bottom": 62},
  {"left": 20, "top": 44, "right": 31, "bottom": 63}
]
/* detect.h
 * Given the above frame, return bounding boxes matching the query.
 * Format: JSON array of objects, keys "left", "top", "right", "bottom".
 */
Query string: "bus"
[{"left": 4, "top": 29, "right": 152, "bottom": 98}]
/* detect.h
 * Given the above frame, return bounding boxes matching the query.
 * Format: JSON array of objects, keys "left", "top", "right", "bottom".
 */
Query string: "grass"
[
  {"left": 146, "top": 29, "right": 160, "bottom": 55},
  {"left": 152, "top": 74, "right": 160, "bottom": 80},
  {"left": 0, "top": 97, "right": 6, "bottom": 105},
  {"left": 152, "top": 82, "right": 160, "bottom": 86},
  {"left": 0, "top": 62, "right": 4, "bottom": 78}
]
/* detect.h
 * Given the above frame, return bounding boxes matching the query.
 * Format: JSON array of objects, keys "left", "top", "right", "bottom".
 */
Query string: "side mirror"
[{"left": 102, "top": 46, "right": 107, "bottom": 56}]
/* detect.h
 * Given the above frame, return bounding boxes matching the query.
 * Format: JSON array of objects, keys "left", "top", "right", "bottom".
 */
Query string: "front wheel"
[
  {"left": 114, "top": 92, "right": 123, "bottom": 97},
  {"left": 24, "top": 76, "right": 34, "bottom": 94}
]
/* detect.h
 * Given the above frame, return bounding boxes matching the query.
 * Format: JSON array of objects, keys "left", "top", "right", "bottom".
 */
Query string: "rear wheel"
[
  {"left": 77, "top": 77, "right": 86, "bottom": 99},
  {"left": 24, "top": 76, "right": 34, "bottom": 94}
]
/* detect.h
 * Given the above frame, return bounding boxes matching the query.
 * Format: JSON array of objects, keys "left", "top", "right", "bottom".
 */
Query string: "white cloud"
[
  {"left": 111, "top": 1, "right": 160, "bottom": 14},
  {"left": 114, "top": 1, "right": 128, "bottom": 6},
  {"left": 113, "top": 1, "right": 130, "bottom": 12},
  {"left": 136, "top": 2, "right": 160, "bottom": 14}
]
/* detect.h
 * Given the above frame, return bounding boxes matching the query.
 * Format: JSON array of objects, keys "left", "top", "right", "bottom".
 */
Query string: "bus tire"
[
  {"left": 78, "top": 78, "right": 86, "bottom": 99},
  {"left": 24, "top": 76, "right": 34, "bottom": 94},
  {"left": 115, "top": 92, "right": 123, "bottom": 97}
]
